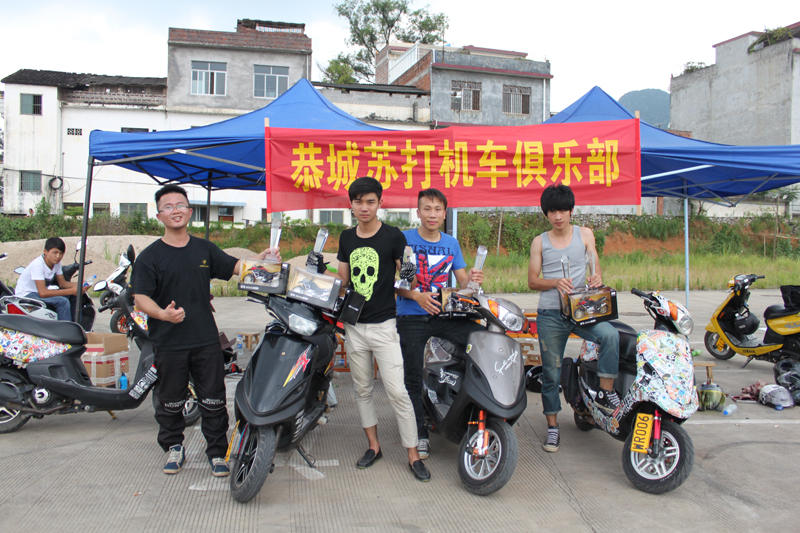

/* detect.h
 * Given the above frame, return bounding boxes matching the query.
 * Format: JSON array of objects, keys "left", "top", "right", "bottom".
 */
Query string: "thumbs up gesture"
[{"left": 162, "top": 301, "right": 185, "bottom": 323}]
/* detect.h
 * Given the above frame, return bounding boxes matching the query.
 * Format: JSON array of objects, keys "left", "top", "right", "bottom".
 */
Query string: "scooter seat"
[
  {"left": 764, "top": 305, "right": 800, "bottom": 321},
  {"left": 0, "top": 314, "right": 87, "bottom": 345},
  {"left": 609, "top": 320, "right": 638, "bottom": 363}
]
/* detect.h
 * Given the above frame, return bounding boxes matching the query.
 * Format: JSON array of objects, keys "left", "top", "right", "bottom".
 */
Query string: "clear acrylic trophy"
[
  {"left": 561, "top": 254, "right": 571, "bottom": 281},
  {"left": 585, "top": 249, "right": 595, "bottom": 290},
  {"left": 394, "top": 246, "right": 414, "bottom": 290},
  {"left": 266, "top": 218, "right": 282, "bottom": 261},
  {"left": 467, "top": 245, "right": 488, "bottom": 293},
  {"left": 306, "top": 228, "right": 329, "bottom": 271}
]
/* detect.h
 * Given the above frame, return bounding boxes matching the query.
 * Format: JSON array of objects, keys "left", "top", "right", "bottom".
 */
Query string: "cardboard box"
[
  {"left": 238, "top": 259, "right": 289, "bottom": 294},
  {"left": 286, "top": 268, "right": 341, "bottom": 310},
  {"left": 561, "top": 286, "right": 618, "bottom": 326},
  {"left": 82, "top": 332, "right": 129, "bottom": 387}
]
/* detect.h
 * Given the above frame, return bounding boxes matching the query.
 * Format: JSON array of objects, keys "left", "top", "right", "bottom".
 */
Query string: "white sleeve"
[{"left": 29, "top": 257, "right": 47, "bottom": 280}]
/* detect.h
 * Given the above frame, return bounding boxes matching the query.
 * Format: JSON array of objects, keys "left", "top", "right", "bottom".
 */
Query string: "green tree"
[
  {"left": 319, "top": 53, "right": 358, "bottom": 84},
  {"left": 330, "top": 0, "right": 448, "bottom": 82}
]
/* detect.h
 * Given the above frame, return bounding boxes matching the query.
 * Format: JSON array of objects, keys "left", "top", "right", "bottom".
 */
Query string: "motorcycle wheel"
[
  {"left": 704, "top": 331, "right": 735, "bottom": 360},
  {"left": 99, "top": 290, "right": 114, "bottom": 308},
  {"left": 574, "top": 307, "right": 587, "bottom": 320},
  {"left": 599, "top": 303, "right": 609, "bottom": 314},
  {"left": 0, "top": 369, "right": 32, "bottom": 434},
  {"left": 151, "top": 381, "right": 202, "bottom": 426},
  {"left": 230, "top": 424, "right": 279, "bottom": 503},
  {"left": 242, "top": 274, "right": 255, "bottom": 283},
  {"left": 457, "top": 417, "right": 518, "bottom": 496},
  {"left": 110, "top": 310, "right": 131, "bottom": 334},
  {"left": 622, "top": 419, "right": 694, "bottom": 494},
  {"left": 574, "top": 412, "right": 595, "bottom": 432}
]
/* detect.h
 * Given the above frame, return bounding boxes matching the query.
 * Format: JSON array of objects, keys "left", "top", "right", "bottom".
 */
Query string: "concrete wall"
[
  {"left": 317, "top": 87, "right": 430, "bottom": 129},
  {"left": 670, "top": 35, "right": 799, "bottom": 145},
  {"left": 167, "top": 43, "right": 310, "bottom": 112},
  {"left": 429, "top": 51, "right": 550, "bottom": 126}
]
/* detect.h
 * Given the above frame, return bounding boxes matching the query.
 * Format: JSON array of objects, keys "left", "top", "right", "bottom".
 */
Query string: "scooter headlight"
[
  {"left": 491, "top": 298, "right": 525, "bottom": 332},
  {"left": 288, "top": 313, "right": 319, "bottom": 336},
  {"left": 669, "top": 300, "right": 694, "bottom": 335}
]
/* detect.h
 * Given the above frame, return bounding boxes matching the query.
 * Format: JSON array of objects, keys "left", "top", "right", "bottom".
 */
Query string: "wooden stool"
[
  {"left": 238, "top": 333, "right": 261, "bottom": 350},
  {"left": 694, "top": 361, "right": 716, "bottom": 384}
]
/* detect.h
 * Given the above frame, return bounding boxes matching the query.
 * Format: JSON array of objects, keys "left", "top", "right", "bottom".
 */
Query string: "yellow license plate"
[
  {"left": 225, "top": 421, "right": 240, "bottom": 462},
  {"left": 630, "top": 413, "right": 653, "bottom": 453}
]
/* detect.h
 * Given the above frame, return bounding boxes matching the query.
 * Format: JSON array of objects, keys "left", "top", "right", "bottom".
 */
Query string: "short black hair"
[
  {"left": 418, "top": 188, "right": 448, "bottom": 210},
  {"left": 155, "top": 184, "right": 189, "bottom": 207},
  {"left": 44, "top": 237, "right": 66, "bottom": 253},
  {"left": 540, "top": 184, "right": 575, "bottom": 215},
  {"left": 348, "top": 177, "right": 382, "bottom": 202}
]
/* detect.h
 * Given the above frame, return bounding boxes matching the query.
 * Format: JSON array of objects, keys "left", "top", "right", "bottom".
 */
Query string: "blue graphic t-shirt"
[{"left": 396, "top": 229, "right": 467, "bottom": 316}]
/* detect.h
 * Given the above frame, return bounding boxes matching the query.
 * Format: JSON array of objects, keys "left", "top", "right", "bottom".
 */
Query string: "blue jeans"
[
  {"left": 536, "top": 308, "right": 619, "bottom": 416},
  {"left": 25, "top": 292, "right": 72, "bottom": 321}
]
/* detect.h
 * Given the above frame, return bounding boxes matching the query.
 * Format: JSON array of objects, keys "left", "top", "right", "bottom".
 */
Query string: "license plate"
[
  {"left": 225, "top": 421, "right": 240, "bottom": 462},
  {"left": 630, "top": 413, "right": 653, "bottom": 453}
]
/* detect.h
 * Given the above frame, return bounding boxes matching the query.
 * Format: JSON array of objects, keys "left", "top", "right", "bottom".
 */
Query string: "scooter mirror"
[
  {"left": 14, "top": 267, "right": 25, "bottom": 275},
  {"left": 0, "top": 253, "right": 7, "bottom": 261},
  {"left": 126, "top": 244, "right": 135, "bottom": 263},
  {"left": 94, "top": 280, "right": 108, "bottom": 291}
]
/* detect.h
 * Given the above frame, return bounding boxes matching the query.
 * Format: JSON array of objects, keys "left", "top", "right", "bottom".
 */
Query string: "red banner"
[{"left": 265, "top": 119, "right": 640, "bottom": 212}]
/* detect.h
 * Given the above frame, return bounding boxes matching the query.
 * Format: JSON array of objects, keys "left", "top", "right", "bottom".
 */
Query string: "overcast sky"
[{"left": 0, "top": 0, "right": 794, "bottom": 111}]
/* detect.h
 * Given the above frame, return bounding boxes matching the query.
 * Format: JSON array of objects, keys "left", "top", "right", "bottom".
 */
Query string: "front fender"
[{"left": 705, "top": 321, "right": 720, "bottom": 333}]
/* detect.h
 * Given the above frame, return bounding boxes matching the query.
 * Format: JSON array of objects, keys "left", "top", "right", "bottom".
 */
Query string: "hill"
[{"left": 619, "top": 88, "right": 670, "bottom": 128}]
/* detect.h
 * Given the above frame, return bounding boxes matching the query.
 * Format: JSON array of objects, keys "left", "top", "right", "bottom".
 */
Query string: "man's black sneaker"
[
  {"left": 595, "top": 389, "right": 621, "bottom": 415},
  {"left": 542, "top": 425, "right": 560, "bottom": 453}
]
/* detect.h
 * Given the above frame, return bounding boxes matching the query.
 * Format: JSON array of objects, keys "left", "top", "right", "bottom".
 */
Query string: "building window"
[
  {"left": 191, "top": 61, "right": 227, "bottom": 95},
  {"left": 385, "top": 210, "right": 410, "bottom": 223},
  {"left": 67, "top": 128, "right": 83, "bottom": 136},
  {"left": 121, "top": 127, "right": 149, "bottom": 133},
  {"left": 452, "top": 81, "right": 481, "bottom": 111},
  {"left": 120, "top": 203, "right": 147, "bottom": 218},
  {"left": 502, "top": 85, "right": 531, "bottom": 115},
  {"left": 20, "top": 171, "right": 42, "bottom": 192},
  {"left": 254, "top": 65, "right": 289, "bottom": 98},
  {"left": 191, "top": 206, "right": 207, "bottom": 223},
  {"left": 93, "top": 203, "right": 110, "bottom": 216},
  {"left": 21, "top": 94, "right": 42, "bottom": 115},
  {"left": 218, "top": 207, "right": 233, "bottom": 217},
  {"left": 319, "top": 210, "right": 344, "bottom": 224}
]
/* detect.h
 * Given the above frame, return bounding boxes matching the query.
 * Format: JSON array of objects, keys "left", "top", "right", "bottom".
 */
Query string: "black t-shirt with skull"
[{"left": 337, "top": 223, "right": 406, "bottom": 324}]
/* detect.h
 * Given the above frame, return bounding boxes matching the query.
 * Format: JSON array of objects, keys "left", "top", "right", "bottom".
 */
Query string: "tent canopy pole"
[
  {"left": 205, "top": 173, "right": 212, "bottom": 240},
  {"left": 75, "top": 157, "right": 94, "bottom": 322}
]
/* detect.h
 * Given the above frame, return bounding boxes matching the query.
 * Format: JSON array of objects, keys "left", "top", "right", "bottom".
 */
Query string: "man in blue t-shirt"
[{"left": 396, "top": 189, "right": 484, "bottom": 460}]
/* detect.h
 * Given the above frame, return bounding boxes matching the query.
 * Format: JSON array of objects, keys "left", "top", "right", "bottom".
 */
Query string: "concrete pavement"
[{"left": 1, "top": 289, "right": 799, "bottom": 531}]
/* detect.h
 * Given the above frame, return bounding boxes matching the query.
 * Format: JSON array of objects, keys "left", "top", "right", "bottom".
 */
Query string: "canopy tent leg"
[
  {"left": 75, "top": 157, "right": 94, "bottom": 322},
  {"left": 205, "top": 173, "right": 212, "bottom": 240},
  {"left": 684, "top": 197, "right": 690, "bottom": 309}
]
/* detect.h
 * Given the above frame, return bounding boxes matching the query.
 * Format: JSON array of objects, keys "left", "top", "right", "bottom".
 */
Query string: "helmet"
[
  {"left": 525, "top": 365, "right": 543, "bottom": 393},
  {"left": 734, "top": 312, "right": 759, "bottom": 335},
  {"left": 759, "top": 384, "right": 795, "bottom": 409},
  {"left": 773, "top": 359, "right": 800, "bottom": 382},
  {"left": 697, "top": 382, "right": 725, "bottom": 411},
  {"left": 776, "top": 371, "right": 800, "bottom": 391}
]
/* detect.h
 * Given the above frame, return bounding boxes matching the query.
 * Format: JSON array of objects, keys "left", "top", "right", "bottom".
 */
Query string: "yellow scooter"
[{"left": 704, "top": 274, "right": 800, "bottom": 367}]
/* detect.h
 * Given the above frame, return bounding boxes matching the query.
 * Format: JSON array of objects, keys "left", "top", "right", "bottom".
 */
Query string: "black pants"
[
  {"left": 397, "top": 315, "right": 484, "bottom": 439},
  {"left": 154, "top": 343, "right": 228, "bottom": 459}
]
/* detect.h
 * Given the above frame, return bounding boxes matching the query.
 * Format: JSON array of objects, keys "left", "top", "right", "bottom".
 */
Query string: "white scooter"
[{"left": 0, "top": 253, "right": 58, "bottom": 320}]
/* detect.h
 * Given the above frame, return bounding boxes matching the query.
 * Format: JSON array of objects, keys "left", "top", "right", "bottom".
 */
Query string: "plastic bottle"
[
  {"left": 119, "top": 373, "right": 128, "bottom": 390},
  {"left": 236, "top": 335, "right": 244, "bottom": 356},
  {"left": 722, "top": 403, "right": 738, "bottom": 416},
  {"left": 83, "top": 274, "right": 97, "bottom": 288}
]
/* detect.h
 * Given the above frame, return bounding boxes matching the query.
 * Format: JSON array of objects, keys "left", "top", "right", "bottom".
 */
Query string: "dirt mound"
[{"left": 603, "top": 233, "right": 685, "bottom": 256}]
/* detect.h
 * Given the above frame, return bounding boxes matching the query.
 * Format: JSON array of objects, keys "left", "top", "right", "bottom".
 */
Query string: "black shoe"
[
  {"left": 542, "top": 425, "right": 560, "bottom": 453},
  {"left": 595, "top": 389, "right": 621, "bottom": 415},
  {"left": 409, "top": 460, "right": 430, "bottom": 482},
  {"left": 356, "top": 449, "right": 382, "bottom": 469}
]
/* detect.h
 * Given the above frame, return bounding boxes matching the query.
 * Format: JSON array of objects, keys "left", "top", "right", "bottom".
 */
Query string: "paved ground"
[{"left": 2, "top": 289, "right": 800, "bottom": 532}]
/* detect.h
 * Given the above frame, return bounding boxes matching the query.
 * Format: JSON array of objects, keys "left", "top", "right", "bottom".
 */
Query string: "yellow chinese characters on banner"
[{"left": 268, "top": 120, "right": 640, "bottom": 210}]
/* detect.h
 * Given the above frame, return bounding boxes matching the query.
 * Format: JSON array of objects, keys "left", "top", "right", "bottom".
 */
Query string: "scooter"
[
  {"left": 0, "top": 287, "right": 199, "bottom": 434},
  {"left": 0, "top": 253, "right": 58, "bottom": 321},
  {"left": 565, "top": 289, "right": 698, "bottom": 494},
  {"left": 704, "top": 274, "right": 800, "bottom": 366},
  {"left": 228, "top": 229, "right": 361, "bottom": 503},
  {"left": 95, "top": 244, "right": 135, "bottom": 308},
  {"left": 421, "top": 289, "right": 528, "bottom": 496}
]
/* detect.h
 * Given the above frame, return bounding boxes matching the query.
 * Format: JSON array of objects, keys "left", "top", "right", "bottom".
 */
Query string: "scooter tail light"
[{"left": 7, "top": 303, "right": 26, "bottom": 315}]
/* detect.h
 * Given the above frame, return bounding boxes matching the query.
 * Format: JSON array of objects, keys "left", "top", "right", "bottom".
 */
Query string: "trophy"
[
  {"left": 394, "top": 246, "right": 414, "bottom": 290},
  {"left": 467, "top": 245, "right": 488, "bottom": 292},
  {"left": 306, "top": 228, "right": 329, "bottom": 272},
  {"left": 585, "top": 249, "right": 596, "bottom": 290},
  {"left": 265, "top": 217, "right": 282, "bottom": 261},
  {"left": 561, "top": 254, "right": 571, "bottom": 282}
]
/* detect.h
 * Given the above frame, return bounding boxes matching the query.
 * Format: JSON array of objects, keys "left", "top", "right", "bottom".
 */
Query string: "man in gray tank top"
[{"left": 527, "top": 185, "right": 619, "bottom": 453}]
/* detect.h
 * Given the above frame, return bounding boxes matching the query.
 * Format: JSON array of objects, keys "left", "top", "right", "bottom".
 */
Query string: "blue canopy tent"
[
  {"left": 545, "top": 86, "right": 800, "bottom": 305},
  {"left": 73, "top": 79, "right": 386, "bottom": 320}
]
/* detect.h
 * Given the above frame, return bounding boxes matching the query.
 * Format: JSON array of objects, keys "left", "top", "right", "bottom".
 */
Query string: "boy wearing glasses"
[{"left": 132, "top": 184, "right": 278, "bottom": 478}]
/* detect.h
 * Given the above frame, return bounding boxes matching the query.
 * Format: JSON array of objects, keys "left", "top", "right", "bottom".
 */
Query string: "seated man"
[{"left": 15, "top": 237, "right": 86, "bottom": 321}]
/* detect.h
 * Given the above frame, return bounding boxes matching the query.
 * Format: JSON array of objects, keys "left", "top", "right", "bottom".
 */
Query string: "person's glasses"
[{"left": 159, "top": 204, "right": 189, "bottom": 213}]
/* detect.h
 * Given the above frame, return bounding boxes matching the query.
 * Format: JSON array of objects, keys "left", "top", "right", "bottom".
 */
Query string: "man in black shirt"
[
  {"left": 133, "top": 184, "right": 278, "bottom": 477},
  {"left": 311, "top": 177, "right": 429, "bottom": 481}
]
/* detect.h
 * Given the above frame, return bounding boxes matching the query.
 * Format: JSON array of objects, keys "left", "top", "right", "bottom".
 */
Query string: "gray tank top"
[{"left": 538, "top": 225, "right": 586, "bottom": 310}]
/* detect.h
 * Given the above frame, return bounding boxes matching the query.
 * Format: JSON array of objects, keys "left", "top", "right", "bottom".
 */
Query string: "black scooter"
[
  {"left": 422, "top": 289, "right": 528, "bottom": 495},
  {"left": 0, "top": 288, "right": 199, "bottom": 433}
]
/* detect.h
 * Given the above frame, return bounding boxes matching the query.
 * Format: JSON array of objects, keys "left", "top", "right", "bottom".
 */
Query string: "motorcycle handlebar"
[
  {"left": 630, "top": 288, "right": 649, "bottom": 298},
  {"left": 756, "top": 275, "right": 765, "bottom": 280},
  {"left": 98, "top": 303, "right": 112, "bottom": 313}
]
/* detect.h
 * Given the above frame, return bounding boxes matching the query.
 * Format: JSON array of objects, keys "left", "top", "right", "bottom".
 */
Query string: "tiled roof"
[
  {"left": 1, "top": 69, "right": 166, "bottom": 88},
  {"left": 169, "top": 27, "right": 312, "bottom": 53}
]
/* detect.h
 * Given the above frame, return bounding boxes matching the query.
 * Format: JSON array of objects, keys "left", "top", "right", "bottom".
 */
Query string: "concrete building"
[
  {"left": 670, "top": 21, "right": 800, "bottom": 146},
  {"left": 376, "top": 42, "right": 552, "bottom": 127},
  {"left": 0, "top": 19, "right": 312, "bottom": 221}
]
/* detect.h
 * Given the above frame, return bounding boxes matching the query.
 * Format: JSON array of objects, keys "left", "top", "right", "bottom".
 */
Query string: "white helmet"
[{"left": 759, "top": 385, "right": 795, "bottom": 409}]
